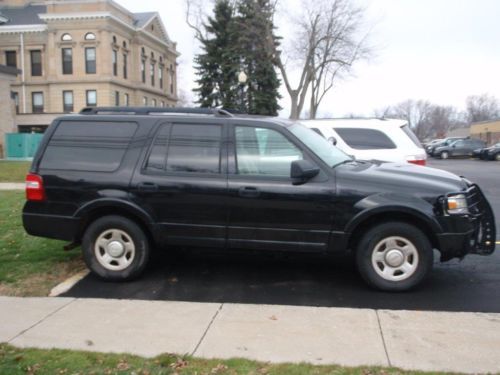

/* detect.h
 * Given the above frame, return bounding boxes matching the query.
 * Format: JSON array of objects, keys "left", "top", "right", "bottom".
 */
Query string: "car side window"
[
  {"left": 235, "top": 126, "right": 303, "bottom": 176},
  {"left": 454, "top": 140, "right": 465, "bottom": 147},
  {"left": 334, "top": 128, "right": 397, "bottom": 150},
  {"left": 146, "top": 123, "right": 222, "bottom": 174}
]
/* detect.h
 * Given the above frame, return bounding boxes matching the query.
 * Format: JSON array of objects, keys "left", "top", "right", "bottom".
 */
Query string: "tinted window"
[
  {"left": 310, "top": 128, "right": 324, "bottom": 137},
  {"left": 40, "top": 121, "right": 137, "bottom": 172},
  {"left": 146, "top": 125, "right": 170, "bottom": 171},
  {"left": 165, "top": 124, "right": 221, "bottom": 173},
  {"left": 235, "top": 126, "right": 303, "bottom": 176},
  {"left": 334, "top": 128, "right": 396, "bottom": 149}
]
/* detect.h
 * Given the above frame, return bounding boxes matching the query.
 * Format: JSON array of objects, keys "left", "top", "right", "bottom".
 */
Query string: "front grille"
[
  {"left": 465, "top": 184, "right": 496, "bottom": 254},
  {"left": 465, "top": 185, "right": 482, "bottom": 215}
]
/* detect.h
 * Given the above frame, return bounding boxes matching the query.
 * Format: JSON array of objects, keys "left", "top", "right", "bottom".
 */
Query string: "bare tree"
[
  {"left": 307, "top": 1, "right": 371, "bottom": 119},
  {"left": 382, "top": 100, "right": 462, "bottom": 140},
  {"left": 465, "top": 93, "right": 500, "bottom": 123}
]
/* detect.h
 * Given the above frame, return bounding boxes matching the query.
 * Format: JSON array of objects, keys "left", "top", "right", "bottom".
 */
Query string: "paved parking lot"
[{"left": 64, "top": 158, "right": 500, "bottom": 313}]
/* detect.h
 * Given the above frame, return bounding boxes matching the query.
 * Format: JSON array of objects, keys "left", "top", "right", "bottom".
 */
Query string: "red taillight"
[
  {"left": 408, "top": 159, "right": 426, "bottom": 166},
  {"left": 26, "top": 173, "right": 46, "bottom": 201}
]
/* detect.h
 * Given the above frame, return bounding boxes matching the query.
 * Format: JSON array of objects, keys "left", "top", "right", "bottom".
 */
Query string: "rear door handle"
[
  {"left": 238, "top": 186, "right": 260, "bottom": 198},
  {"left": 137, "top": 182, "right": 159, "bottom": 192}
]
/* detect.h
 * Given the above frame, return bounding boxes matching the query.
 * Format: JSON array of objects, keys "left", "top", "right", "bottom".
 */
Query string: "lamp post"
[{"left": 238, "top": 70, "right": 247, "bottom": 113}]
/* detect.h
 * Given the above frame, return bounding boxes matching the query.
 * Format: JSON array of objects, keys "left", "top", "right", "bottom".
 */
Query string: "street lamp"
[{"left": 238, "top": 70, "right": 247, "bottom": 113}]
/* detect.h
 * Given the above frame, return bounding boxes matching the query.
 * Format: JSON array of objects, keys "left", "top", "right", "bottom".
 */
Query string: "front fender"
[{"left": 344, "top": 193, "right": 443, "bottom": 235}]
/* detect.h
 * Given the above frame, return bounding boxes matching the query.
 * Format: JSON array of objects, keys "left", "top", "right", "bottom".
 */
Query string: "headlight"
[{"left": 446, "top": 194, "right": 469, "bottom": 215}]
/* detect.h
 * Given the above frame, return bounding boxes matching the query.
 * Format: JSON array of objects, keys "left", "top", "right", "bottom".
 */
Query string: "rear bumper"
[{"left": 23, "top": 213, "right": 80, "bottom": 241}]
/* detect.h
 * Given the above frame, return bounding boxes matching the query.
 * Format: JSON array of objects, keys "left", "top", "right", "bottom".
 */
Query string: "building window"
[
  {"left": 12, "top": 91, "right": 19, "bottom": 114},
  {"left": 61, "top": 33, "right": 72, "bottom": 41},
  {"left": 150, "top": 62, "right": 155, "bottom": 86},
  {"left": 123, "top": 53, "right": 127, "bottom": 79},
  {"left": 143, "top": 96, "right": 147, "bottom": 106},
  {"left": 115, "top": 91, "right": 119, "bottom": 106},
  {"left": 30, "top": 50, "right": 42, "bottom": 76},
  {"left": 141, "top": 60, "right": 146, "bottom": 83},
  {"left": 85, "top": 47, "right": 96, "bottom": 74},
  {"left": 112, "top": 35, "right": 117, "bottom": 44},
  {"left": 161, "top": 100, "right": 165, "bottom": 107},
  {"left": 86, "top": 90, "right": 97, "bottom": 106},
  {"left": 84, "top": 32, "right": 96, "bottom": 41},
  {"left": 124, "top": 93, "right": 129, "bottom": 106},
  {"left": 112, "top": 49, "right": 118, "bottom": 76},
  {"left": 32, "top": 92, "right": 44, "bottom": 113},
  {"left": 169, "top": 64, "right": 174, "bottom": 94},
  {"left": 152, "top": 99, "right": 157, "bottom": 107},
  {"left": 159, "top": 66, "right": 163, "bottom": 89},
  {"left": 5, "top": 51, "right": 16, "bottom": 68},
  {"left": 63, "top": 90, "right": 73, "bottom": 113},
  {"left": 61, "top": 48, "right": 73, "bottom": 74}
]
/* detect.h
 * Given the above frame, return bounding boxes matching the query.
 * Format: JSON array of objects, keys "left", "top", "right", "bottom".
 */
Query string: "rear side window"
[
  {"left": 401, "top": 124, "right": 422, "bottom": 147},
  {"left": 40, "top": 121, "right": 137, "bottom": 172},
  {"left": 310, "top": 128, "right": 324, "bottom": 138},
  {"left": 334, "top": 128, "right": 396, "bottom": 150},
  {"left": 146, "top": 123, "right": 222, "bottom": 174}
]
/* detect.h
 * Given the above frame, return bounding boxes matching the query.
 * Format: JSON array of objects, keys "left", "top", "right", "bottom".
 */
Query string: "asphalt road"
[{"left": 64, "top": 158, "right": 500, "bottom": 313}]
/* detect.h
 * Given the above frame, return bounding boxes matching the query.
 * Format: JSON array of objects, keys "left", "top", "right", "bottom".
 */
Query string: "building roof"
[
  {"left": 133, "top": 12, "right": 156, "bottom": 28},
  {"left": 0, "top": 4, "right": 46, "bottom": 26}
]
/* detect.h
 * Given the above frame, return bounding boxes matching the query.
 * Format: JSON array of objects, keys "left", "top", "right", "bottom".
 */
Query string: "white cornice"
[
  {"left": 0, "top": 24, "right": 47, "bottom": 34},
  {"left": 40, "top": 11, "right": 179, "bottom": 56}
]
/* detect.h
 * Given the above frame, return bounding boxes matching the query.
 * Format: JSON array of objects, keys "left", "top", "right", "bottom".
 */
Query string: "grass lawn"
[
  {"left": 0, "top": 160, "right": 31, "bottom": 182},
  {"left": 0, "top": 344, "right": 426, "bottom": 375},
  {"left": 0, "top": 191, "right": 85, "bottom": 296}
]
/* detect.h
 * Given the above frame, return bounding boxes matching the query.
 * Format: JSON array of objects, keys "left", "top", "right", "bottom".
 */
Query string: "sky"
[{"left": 115, "top": 0, "right": 500, "bottom": 118}]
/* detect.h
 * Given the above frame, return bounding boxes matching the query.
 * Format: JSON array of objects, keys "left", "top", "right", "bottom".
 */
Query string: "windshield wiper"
[{"left": 332, "top": 159, "right": 356, "bottom": 168}]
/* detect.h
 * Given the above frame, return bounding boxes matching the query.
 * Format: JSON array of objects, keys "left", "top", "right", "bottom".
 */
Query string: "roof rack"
[{"left": 79, "top": 106, "right": 234, "bottom": 117}]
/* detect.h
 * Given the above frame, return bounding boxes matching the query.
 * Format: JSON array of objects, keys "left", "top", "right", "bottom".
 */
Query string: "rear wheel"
[
  {"left": 355, "top": 222, "right": 433, "bottom": 291},
  {"left": 440, "top": 151, "right": 449, "bottom": 159},
  {"left": 495, "top": 153, "right": 500, "bottom": 161},
  {"left": 82, "top": 215, "right": 150, "bottom": 281}
]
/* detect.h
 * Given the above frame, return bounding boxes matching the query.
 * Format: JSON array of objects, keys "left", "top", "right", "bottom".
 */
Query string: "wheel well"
[
  {"left": 347, "top": 212, "right": 440, "bottom": 253},
  {"left": 77, "top": 207, "right": 154, "bottom": 246}
]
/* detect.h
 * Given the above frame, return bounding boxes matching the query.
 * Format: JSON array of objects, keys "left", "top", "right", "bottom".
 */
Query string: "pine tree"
[
  {"left": 194, "top": 0, "right": 240, "bottom": 109},
  {"left": 235, "top": 0, "right": 281, "bottom": 116}
]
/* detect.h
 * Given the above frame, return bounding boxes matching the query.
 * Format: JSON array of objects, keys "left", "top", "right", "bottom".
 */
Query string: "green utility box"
[{"left": 5, "top": 133, "right": 44, "bottom": 159}]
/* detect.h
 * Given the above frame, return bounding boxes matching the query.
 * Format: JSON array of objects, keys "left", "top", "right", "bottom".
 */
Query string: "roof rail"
[{"left": 79, "top": 106, "right": 234, "bottom": 117}]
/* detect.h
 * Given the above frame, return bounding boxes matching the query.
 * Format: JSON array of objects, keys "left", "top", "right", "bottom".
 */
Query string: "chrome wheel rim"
[
  {"left": 441, "top": 152, "right": 448, "bottom": 159},
  {"left": 94, "top": 229, "right": 135, "bottom": 271},
  {"left": 371, "top": 236, "right": 419, "bottom": 282}
]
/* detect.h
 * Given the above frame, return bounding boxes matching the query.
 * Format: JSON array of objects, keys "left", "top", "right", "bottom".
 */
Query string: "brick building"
[
  {"left": 470, "top": 119, "right": 500, "bottom": 146},
  {"left": 0, "top": 0, "right": 179, "bottom": 134}
]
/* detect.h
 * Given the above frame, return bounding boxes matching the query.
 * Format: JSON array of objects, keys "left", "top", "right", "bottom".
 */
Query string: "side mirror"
[
  {"left": 328, "top": 137, "right": 337, "bottom": 146},
  {"left": 291, "top": 160, "right": 320, "bottom": 185}
]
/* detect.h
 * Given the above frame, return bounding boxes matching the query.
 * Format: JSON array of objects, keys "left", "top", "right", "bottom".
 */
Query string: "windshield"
[{"left": 290, "top": 123, "right": 351, "bottom": 167}]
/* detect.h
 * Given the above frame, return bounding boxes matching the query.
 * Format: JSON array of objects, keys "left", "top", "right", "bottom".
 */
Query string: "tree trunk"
[{"left": 289, "top": 92, "right": 300, "bottom": 120}]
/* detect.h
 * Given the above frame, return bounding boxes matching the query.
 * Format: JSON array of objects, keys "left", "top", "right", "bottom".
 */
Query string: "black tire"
[
  {"left": 82, "top": 215, "right": 150, "bottom": 281},
  {"left": 355, "top": 222, "right": 433, "bottom": 292}
]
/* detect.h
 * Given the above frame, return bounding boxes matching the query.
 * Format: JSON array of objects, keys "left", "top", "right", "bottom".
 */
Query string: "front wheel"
[
  {"left": 440, "top": 151, "right": 449, "bottom": 159},
  {"left": 355, "top": 222, "right": 433, "bottom": 291},
  {"left": 495, "top": 153, "right": 500, "bottom": 161},
  {"left": 82, "top": 215, "right": 150, "bottom": 281}
]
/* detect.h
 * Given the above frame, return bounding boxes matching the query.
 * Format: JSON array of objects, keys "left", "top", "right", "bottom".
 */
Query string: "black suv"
[{"left": 23, "top": 107, "right": 496, "bottom": 291}]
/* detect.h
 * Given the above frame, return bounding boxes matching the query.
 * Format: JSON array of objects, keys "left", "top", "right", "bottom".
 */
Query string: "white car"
[{"left": 301, "top": 118, "right": 427, "bottom": 165}]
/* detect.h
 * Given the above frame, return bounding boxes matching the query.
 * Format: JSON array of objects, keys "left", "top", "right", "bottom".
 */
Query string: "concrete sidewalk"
[{"left": 1, "top": 296, "right": 499, "bottom": 373}]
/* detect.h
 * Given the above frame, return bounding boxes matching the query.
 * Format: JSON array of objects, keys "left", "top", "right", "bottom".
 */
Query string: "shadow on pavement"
[{"left": 63, "top": 246, "right": 500, "bottom": 313}]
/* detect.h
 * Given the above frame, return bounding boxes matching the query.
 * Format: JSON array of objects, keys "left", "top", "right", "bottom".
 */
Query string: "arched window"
[
  {"left": 159, "top": 56, "right": 163, "bottom": 63},
  {"left": 112, "top": 35, "right": 117, "bottom": 44},
  {"left": 151, "top": 52, "right": 155, "bottom": 59},
  {"left": 61, "top": 33, "right": 72, "bottom": 41},
  {"left": 122, "top": 41, "right": 127, "bottom": 48},
  {"left": 84, "top": 32, "right": 96, "bottom": 41},
  {"left": 141, "top": 47, "right": 145, "bottom": 55}
]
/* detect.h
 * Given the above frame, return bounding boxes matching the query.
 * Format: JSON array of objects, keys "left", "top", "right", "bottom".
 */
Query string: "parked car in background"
[
  {"left": 433, "top": 138, "right": 486, "bottom": 159},
  {"left": 426, "top": 137, "right": 465, "bottom": 156},
  {"left": 474, "top": 142, "right": 500, "bottom": 160},
  {"left": 302, "top": 118, "right": 427, "bottom": 165},
  {"left": 423, "top": 138, "right": 444, "bottom": 149}
]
